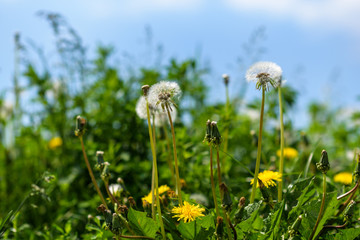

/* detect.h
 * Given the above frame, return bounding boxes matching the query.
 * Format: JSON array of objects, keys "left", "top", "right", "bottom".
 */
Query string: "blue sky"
[{"left": 1, "top": 0, "right": 360, "bottom": 126}]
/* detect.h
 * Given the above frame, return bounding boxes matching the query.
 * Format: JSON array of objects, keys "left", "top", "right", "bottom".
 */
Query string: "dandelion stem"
[
  {"left": 163, "top": 125, "right": 176, "bottom": 189},
  {"left": 210, "top": 147, "right": 221, "bottom": 217},
  {"left": 278, "top": 86, "right": 285, "bottom": 201},
  {"left": 145, "top": 99, "right": 166, "bottom": 240},
  {"left": 222, "top": 84, "right": 230, "bottom": 175},
  {"left": 104, "top": 181, "right": 120, "bottom": 206},
  {"left": 336, "top": 178, "right": 360, "bottom": 216},
  {"left": 151, "top": 115, "right": 156, "bottom": 220},
  {"left": 165, "top": 103, "right": 183, "bottom": 206},
  {"left": 250, "top": 87, "right": 265, "bottom": 203},
  {"left": 79, "top": 136, "right": 108, "bottom": 209},
  {"left": 309, "top": 173, "right": 327, "bottom": 240},
  {"left": 216, "top": 146, "right": 222, "bottom": 185}
]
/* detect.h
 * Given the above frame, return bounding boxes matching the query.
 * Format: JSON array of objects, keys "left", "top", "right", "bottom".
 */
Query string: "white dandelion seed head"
[
  {"left": 135, "top": 96, "right": 159, "bottom": 120},
  {"left": 148, "top": 81, "right": 182, "bottom": 108},
  {"left": 109, "top": 184, "right": 122, "bottom": 195},
  {"left": 154, "top": 107, "right": 177, "bottom": 127},
  {"left": 246, "top": 61, "right": 282, "bottom": 89}
]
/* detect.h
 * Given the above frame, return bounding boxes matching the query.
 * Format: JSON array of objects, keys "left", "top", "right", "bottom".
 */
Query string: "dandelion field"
[{"left": 1, "top": 13, "right": 360, "bottom": 240}]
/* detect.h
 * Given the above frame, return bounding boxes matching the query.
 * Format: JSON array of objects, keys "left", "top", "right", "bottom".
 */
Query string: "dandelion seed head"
[
  {"left": 246, "top": 61, "right": 282, "bottom": 90},
  {"left": 154, "top": 108, "right": 177, "bottom": 127},
  {"left": 250, "top": 170, "right": 282, "bottom": 188},
  {"left": 171, "top": 201, "right": 205, "bottom": 223},
  {"left": 135, "top": 96, "right": 159, "bottom": 120},
  {"left": 148, "top": 81, "right": 181, "bottom": 109}
]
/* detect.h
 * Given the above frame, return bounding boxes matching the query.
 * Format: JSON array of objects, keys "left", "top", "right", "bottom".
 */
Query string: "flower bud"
[
  {"left": 204, "top": 120, "right": 212, "bottom": 144},
  {"left": 128, "top": 196, "right": 136, "bottom": 208},
  {"left": 111, "top": 213, "right": 123, "bottom": 235},
  {"left": 288, "top": 215, "right": 302, "bottom": 237},
  {"left": 103, "top": 209, "right": 113, "bottom": 229},
  {"left": 316, "top": 150, "right": 330, "bottom": 174},
  {"left": 210, "top": 121, "right": 222, "bottom": 146},
  {"left": 220, "top": 182, "right": 232, "bottom": 212},
  {"left": 141, "top": 85, "right": 150, "bottom": 96},
  {"left": 235, "top": 197, "right": 246, "bottom": 224},
  {"left": 222, "top": 74, "right": 230, "bottom": 86},
  {"left": 344, "top": 200, "right": 356, "bottom": 222},
  {"left": 215, "top": 216, "right": 224, "bottom": 239},
  {"left": 97, "top": 204, "right": 107, "bottom": 213},
  {"left": 101, "top": 162, "right": 111, "bottom": 182},
  {"left": 75, "top": 115, "right": 86, "bottom": 137}
]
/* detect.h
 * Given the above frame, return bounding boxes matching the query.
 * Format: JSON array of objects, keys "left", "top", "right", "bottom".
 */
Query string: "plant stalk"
[
  {"left": 165, "top": 103, "right": 183, "bottom": 206},
  {"left": 210, "top": 147, "right": 221, "bottom": 217},
  {"left": 145, "top": 99, "right": 166, "bottom": 240},
  {"left": 79, "top": 136, "right": 108, "bottom": 209},
  {"left": 309, "top": 173, "right": 327, "bottom": 240},
  {"left": 250, "top": 87, "right": 265, "bottom": 203},
  {"left": 163, "top": 125, "right": 176, "bottom": 189},
  {"left": 278, "top": 86, "right": 285, "bottom": 201},
  {"left": 221, "top": 84, "right": 230, "bottom": 175}
]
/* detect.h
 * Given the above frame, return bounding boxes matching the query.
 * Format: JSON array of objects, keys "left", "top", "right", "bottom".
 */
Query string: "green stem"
[
  {"left": 163, "top": 125, "right": 176, "bottom": 189},
  {"left": 216, "top": 146, "right": 222, "bottom": 185},
  {"left": 278, "top": 87, "right": 285, "bottom": 201},
  {"left": 165, "top": 104, "right": 183, "bottom": 206},
  {"left": 336, "top": 178, "right": 360, "bottom": 216},
  {"left": 145, "top": 99, "right": 166, "bottom": 240},
  {"left": 250, "top": 87, "right": 265, "bottom": 203},
  {"left": 104, "top": 181, "right": 120, "bottom": 206},
  {"left": 309, "top": 173, "right": 327, "bottom": 240},
  {"left": 151, "top": 115, "right": 156, "bottom": 220},
  {"left": 222, "top": 85, "right": 230, "bottom": 175},
  {"left": 210, "top": 147, "right": 220, "bottom": 217},
  {"left": 79, "top": 136, "right": 108, "bottom": 209}
]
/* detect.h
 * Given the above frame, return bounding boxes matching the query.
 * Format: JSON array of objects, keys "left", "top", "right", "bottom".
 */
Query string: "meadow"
[{"left": 1, "top": 13, "right": 360, "bottom": 240}]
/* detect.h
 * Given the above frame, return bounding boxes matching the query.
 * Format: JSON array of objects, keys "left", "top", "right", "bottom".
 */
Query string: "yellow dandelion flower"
[
  {"left": 141, "top": 185, "right": 171, "bottom": 204},
  {"left": 48, "top": 137, "right": 63, "bottom": 150},
  {"left": 277, "top": 147, "right": 298, "bottom": 159},
  {"left": 334, "top": 172, "right": 353, "bottom": 185},
  {"left": 171, "top": 201, "right": 205, "bottom": 223},
  {"left": 250, "top": 170, "right": 282, "bottom": 188}
]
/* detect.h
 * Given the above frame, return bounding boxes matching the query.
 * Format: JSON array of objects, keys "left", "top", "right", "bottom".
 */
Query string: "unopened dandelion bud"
[
  {"left": 103, "top": 209, "right": 113, "bottom": 229},
  {"left": 101, "top": 162, "right": 111, "bottom": 182},
  {"left": 210, "top": 121, "right": 222, "bottom": 146},
  {"left": 128, "top": 196, "right": 136, "bottom": 208},
  {"left": 117, "top": 204, "right": 128, "bottom": 215},
  {"left": 96, "top": 151, "right": 104, "bottom": 165},
  {"left": 111, "top": 213, "right": 122, "bottom": 235},
  {"left": 235, "top": 197, "right": 246, "bottom": 224},
  {"left": 75, "top": 115, "right": 86, "bottom": 137},
  {"left": 222, "top": 74, "right": 230, "bottom": 86},
  {"left": 220, "top": 182, "right": 232, "bottom": 212},
  {"left": 316, "top": 150, "right": 330, "bottom": 174},
  {"left": 97, "top": 204, "right": 107, "bottom": 213},
  {"left": 344, "top": 200, "right": 356, "bottom": 222},
  {"left": 141, "top": 85, "right": 150, "bottom": 96},
  {"left": 204, "top": 119, "right": 212, "bottom": 144},
  {"left": 87, "top": 214, "right": 93, "bottom": 220},
  {"left": 215, "top": 216, "right": 224, "bottom": 239},
  {"left": 167, "top": 190, "right": 177, "bottom": 199},
  {"left": 288, "top": 215, "right": 302, "bottom": 237}
]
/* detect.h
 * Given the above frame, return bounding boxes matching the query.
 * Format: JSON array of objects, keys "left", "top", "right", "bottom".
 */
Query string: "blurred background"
[{"left": 0, "top": 0, "right": 360, "bottom": 238}]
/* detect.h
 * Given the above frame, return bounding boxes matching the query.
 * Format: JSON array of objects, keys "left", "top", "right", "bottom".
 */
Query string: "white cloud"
[
  {"left": 225, "top": 0, "right": 360, "bottom": 33},
  {"left": 80, "top": 0, "right": 203, "bottom": 19}
]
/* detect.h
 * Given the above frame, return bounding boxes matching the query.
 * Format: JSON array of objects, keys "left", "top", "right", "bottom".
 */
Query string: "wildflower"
[
  {"left": 222, "top": 74, "right": 230, "bottom": 86},
  {"left": 109, "top": 184, "right": 123, "bottom": 196},
  {"left": 277, "top": 147, "right": 298, "bottom": 159},
  {"left": 48, "top": 137, "right": 63, "bottom": 149},
  {"left": 334, "top": 172, "right": 353, "bottom": 185},
  {"left": 171, "top": 201, "right": 205, "bottom": 223},
  {"left": 136, "top": 96, "right": 177, "bottom": 126},
  {"left": 148, "top": 81, "right": 181, "bottom": 111},
  {"left": 246, "top": 61, "right": 282, "bottom": 90},
  {"left": 142, "top": 185, "right": 171, "bottom": 204},
  {"left": 250, "top": 170, "right": 282, "bottom": 188}
]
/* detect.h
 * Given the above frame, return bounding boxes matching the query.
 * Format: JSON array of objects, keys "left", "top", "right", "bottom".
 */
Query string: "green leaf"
[
  {"left": 332, "top": 228, "right": 360, "bottom": 240},
  {"left": 177, "top": 215, "right": 215, "bottom": 240},
  {"left": 128, "top": 208, "right": 159, "bottom": 238},
  {"left": 265, "top": 201, "right": 285, "bottom": 239}
]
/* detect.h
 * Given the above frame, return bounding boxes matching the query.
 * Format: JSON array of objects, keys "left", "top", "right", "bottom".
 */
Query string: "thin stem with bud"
[{"left": 79, "top": 136, "right": 108, "bottom": 209}]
